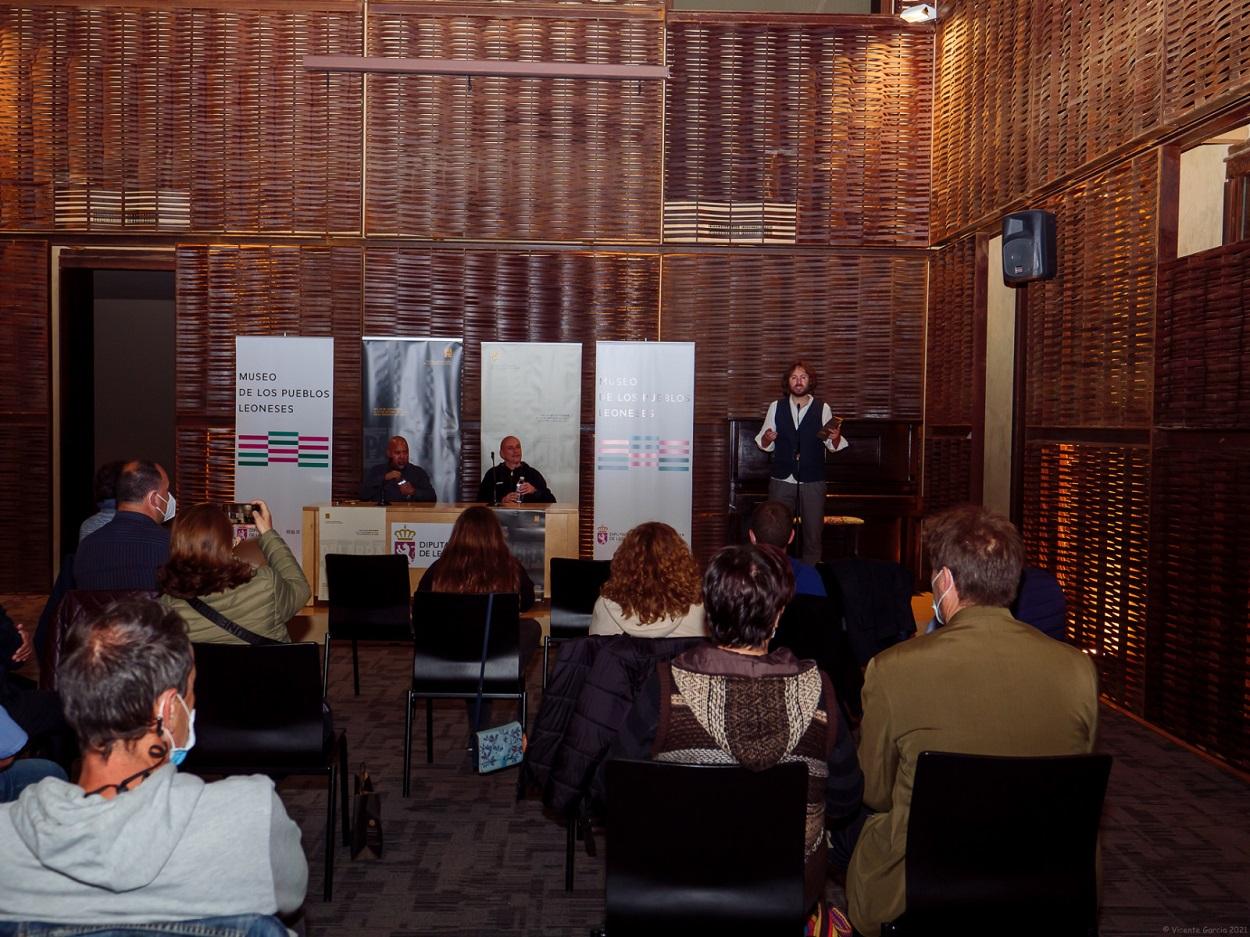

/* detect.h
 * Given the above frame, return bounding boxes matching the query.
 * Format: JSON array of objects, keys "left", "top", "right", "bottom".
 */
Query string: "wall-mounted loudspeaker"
[{"left": 1002, "top": 210, "right": 1056, "bottom": 286}]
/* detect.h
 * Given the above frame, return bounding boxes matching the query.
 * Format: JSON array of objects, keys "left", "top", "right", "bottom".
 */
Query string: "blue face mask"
[{"left": 164, "top": 693, "right": 197, "bottom": 767}]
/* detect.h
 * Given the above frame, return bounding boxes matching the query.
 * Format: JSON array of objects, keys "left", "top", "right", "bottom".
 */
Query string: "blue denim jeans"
[
  {"left": 0, "top": 916, "right": 287, "bottom": 937},
  {"left": 0, "top": 759, "right": 66, "bottom": 803}
]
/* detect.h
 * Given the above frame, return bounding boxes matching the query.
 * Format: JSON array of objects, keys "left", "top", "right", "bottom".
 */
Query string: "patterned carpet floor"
[{"left": 279, "top": 641, "right": 1250, "bottom": 937}]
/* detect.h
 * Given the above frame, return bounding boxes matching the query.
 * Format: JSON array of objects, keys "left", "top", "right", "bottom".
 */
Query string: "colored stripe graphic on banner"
[
  {"left": 237, "top": 432, "right": 330, "bottom": 468},
  {"left": 596, "top": 436, "right": 691, "bottom": 472}
]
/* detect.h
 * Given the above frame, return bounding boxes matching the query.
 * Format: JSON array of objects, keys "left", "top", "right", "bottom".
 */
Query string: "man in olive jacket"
[{"left": 847, "top": 505, "right": 1099, "bottom": 937}]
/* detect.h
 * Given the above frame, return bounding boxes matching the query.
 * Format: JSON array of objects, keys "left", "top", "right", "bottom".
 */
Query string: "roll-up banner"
[
  {"left": 480, "top": 342, "right": 581, "bottom": 505},
  {"left": 593, "top": 342, "right": 695, "bottom": 559},
  {"left": 235, "top": 336, "right": 334, "bottom": 562},
  {"left": 361, "top": 338, "right": 463, "bottom": 503}
]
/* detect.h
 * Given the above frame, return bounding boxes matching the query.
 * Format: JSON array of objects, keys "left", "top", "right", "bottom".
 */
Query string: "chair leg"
[
  {"left": 425, "top": 698, "right": 434, "bottom": 764},
  {"left": 324, "top": 757, "right": 336, "bottom": 902},
  {"left": 322, "top": 636, "right": 332, "bottom": 698},
  {"left": 565, "top": 812, "right": 575, "bottom": 891},
  {"left": 542, "top": 637, "right": 550, "bottom": 690},
  {"left": 338, "top": 731, "right": 350, "bottom": 846},
  {"left": 351, "top": 639, "right": 360, "bottom": 696},
  {"left": 403, "top": 691, "right": 414, "bottom": 798},
  {"left": 520, "top": 691, "right": 527, "bottom": 732}
]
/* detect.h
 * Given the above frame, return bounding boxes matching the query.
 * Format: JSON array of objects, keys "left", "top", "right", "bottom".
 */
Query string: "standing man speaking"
[{"left": 755, "top": 361, "right": 848, "bottom": 566}]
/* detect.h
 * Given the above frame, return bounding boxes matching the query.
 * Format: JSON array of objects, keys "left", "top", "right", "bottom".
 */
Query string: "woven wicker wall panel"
[
  {"left": 1148, "top": 443, "right": 1250, "bottom": 772},
  {"left": 922, "top": 433, "right": 971, "bottom": 518},
  {"left": 364, "top": 12, "right": 662, "bottom": 242},
  {"left": 665, "top": 21, "right": 932, "bottom": 248},
  {"left": 1163, "top": 0, "right": 1250, "bottom": 125},
  {"left": 1023, "top": 442, "right": 1150, "bottom": 714},
  {"left": 175, "top": 245, "right": 364, "bottom": 505},
  {"left": 0, "top": 5, "right": 361, "bottom": 235},
  {"left": 932, "top": 0, "right": 1163, "bottom": 238},
  {"left": 0, "top": 9, "right": 55, "bottom": 229},
  {"left": 1024, "top": 155, "right": 1157, "bottom": 429},
  {"left": 0, "top": 239, "right": 50, "bottom": 591},
  {"left": 925, "top": 235, "right": 975, "bottom": 426},
  {"left": 1156, "top": 239, "right": 1250, "bottom": 430},
  {"left": 660, "top": 252, "right": 925, "bottom": 422}
]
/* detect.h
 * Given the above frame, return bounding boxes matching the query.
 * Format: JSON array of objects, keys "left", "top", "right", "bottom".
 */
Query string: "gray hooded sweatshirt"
[{"left": 0, "top": 763, "right": 307, "bottom": 924}]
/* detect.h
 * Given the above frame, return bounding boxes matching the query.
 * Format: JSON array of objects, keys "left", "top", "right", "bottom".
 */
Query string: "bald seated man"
[
  {"left": 358, "top": 436, "right": 436, "bottom": 504},
  {"left": 477, "top": 436, "right": 555, "bottom": 505}
]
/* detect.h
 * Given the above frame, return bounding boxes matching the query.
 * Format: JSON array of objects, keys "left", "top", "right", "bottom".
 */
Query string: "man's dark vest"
[{"left": 771, "top": 395, "right": 826, "bottom": 483}]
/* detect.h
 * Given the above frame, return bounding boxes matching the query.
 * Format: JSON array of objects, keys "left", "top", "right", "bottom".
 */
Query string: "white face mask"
[
  {"left": 931, "top": 568, "right": 954, "bottom": 626},
  {"left": 155, "top": 491, "right": 177, "bottom": 523}
]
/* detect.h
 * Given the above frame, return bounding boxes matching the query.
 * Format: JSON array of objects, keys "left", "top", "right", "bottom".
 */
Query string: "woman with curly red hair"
[{"left": 589, "top": 522, "right": 706, "bottom": 638}]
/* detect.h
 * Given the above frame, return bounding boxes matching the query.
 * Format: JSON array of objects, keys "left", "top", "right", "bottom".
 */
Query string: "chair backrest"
[
  {"left": 769, "top": 593, "right": 862, "bottom": 723},
  {"left": 604, "top": 759, "right": 809, "bottom": 936},
  {"left": 42, "top": 588, "right": 158, "bottom": 690},
  {"left": 825, "top": 557, "right": 916, "bottom": 666},
  {"left": 183, "top": 641, "right": 326, "bottom": 772},
  {"left": 548, "top": 557, "right": 612, "bottom": 637},
  {"left": 410, "top": 591, "right": 524, "bottom": 692},
  {"left": 325, "top": 553, "right": 413, "bottom": 641},
  {"left": 903, "top": 751, "right": 1112, "bottom": 933}
]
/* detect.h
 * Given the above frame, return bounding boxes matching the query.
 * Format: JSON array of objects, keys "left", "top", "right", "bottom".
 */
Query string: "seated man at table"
[
  {"left": 359, "top": 435, "right": 437, "bottom": 504},
  {"left": 477, "top": 435, "right": 555, "bottom": 505}
]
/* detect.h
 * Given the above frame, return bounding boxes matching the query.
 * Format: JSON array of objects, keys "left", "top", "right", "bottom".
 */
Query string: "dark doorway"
[{"left": 59, "top": 267, "right": 176, "bottom": 553}]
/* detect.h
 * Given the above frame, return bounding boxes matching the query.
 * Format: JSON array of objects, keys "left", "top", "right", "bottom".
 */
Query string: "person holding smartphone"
[{"left": 755, "top": 361, "right": 849, "bottom": 566}]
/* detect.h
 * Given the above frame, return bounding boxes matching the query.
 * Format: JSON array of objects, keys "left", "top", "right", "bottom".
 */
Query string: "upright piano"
[{"left": 727, "top": 417, "right": 923, "bottom": 576}]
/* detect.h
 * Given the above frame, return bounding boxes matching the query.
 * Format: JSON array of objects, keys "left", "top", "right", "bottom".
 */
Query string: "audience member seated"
[
  {"left": 0, "top": 704, "right": 66, "bottom": 803},
  {"left": 0, "top": 599, "right": 308, "bottom": 925},
  {"left": 524, "top": 630, "right": 705, "bottom": 816},
  {"left": 1011, "top": 565, "right": 1068, "bottom": 641},
  {"left": 748, "top": 499, "right": 826, "bottom": 597},
  {"left": 79, "top": 460, "right": 123, "bottom": 543},
  {"left": 602, "top": 544, "right": 864, "bottom": 907},
  {"left": 158, "top": 500, "right": 309, "bottom": 644},
  {"left": 847, "top": 505, "right": 1099, "bottom": 937},
  {"left": 589, "top": 523, "right": 706, "bottom": 639},
  {"left": 0, "top": 603, "right": 71, "bottom": 765},
  {"left": 416, "top": 506, "right": 542, "bottom": 727},
  {"left": 416, "top": 505, "right": 537, "bottom": 613},
  {"left": 74, "top": 460, "right": 175, "bottom": 591}
]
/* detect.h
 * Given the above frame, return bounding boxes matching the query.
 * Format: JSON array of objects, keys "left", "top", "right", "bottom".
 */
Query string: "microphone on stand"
[{"left": 490, "top": 451, "right": 500, "bottom": 506}]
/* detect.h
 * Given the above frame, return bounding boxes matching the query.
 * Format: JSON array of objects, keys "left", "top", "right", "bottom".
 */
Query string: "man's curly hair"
[{"left": 600, "top": 522, "right": 702, "bottom": 625}]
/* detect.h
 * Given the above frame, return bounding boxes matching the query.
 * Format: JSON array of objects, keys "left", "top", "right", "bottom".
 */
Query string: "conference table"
[{"left": 301, "top": 502, "right": 579, "bottom": 602}]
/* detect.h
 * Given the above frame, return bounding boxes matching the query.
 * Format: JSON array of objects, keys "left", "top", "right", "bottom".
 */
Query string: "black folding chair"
[
  {"left": 543, "top": 557, "right": 612, "bottom": 688},
  {"left": 403, "top": 592, "right": 531, "bottom": 795},
  {"left": 881, "top": 751, "right": 1112, "bottom": 936},
  {"left": 183, "top": 641, "right": 349, "bottom": 902},
  {"left": 323, "top": 553, "right": 413, "bottom": 696},
  {"left": 603, "top": 759, "right": 809, "bottom": 936}
]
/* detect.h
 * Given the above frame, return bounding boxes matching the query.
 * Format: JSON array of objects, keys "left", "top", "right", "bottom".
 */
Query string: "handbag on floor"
[
  {"left": 350, "top": 763, "right": 383, "bottom": 860},
  {"left": 471, "top": 594, "right": 525, "bottom": 774}
]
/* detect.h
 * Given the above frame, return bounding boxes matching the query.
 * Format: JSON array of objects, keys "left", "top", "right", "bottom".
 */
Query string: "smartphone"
[{"left": 223, "top": 501, "right": 257, "bottom": 525}]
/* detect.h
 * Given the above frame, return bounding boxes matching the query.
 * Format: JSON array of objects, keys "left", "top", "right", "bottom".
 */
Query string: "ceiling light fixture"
[{"left": 899, "top": 3, "right": 937, "bottom": 24}]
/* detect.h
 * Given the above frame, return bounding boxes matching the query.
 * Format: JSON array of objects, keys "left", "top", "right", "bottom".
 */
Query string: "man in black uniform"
[
  {"left": 477, "top": 436, "right": 555, "bottom": 505},
  {"left": 358, "top": 436, "right": 437, "bottom": 503}
]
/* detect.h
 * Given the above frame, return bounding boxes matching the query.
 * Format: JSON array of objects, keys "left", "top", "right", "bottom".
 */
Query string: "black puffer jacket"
[{"left": 523, "top": 633, "right": 705, "bottom": 815}]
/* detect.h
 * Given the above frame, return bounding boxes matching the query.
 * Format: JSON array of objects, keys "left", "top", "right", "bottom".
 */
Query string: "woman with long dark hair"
[
  {"left": 157, "top": 500, "right": 309, "bottom": 644},
  {"left": 417, "top": 506, "right": 535, "bottom": 610}
]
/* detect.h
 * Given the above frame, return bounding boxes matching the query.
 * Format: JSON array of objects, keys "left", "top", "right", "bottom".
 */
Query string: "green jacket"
[
  {"left": 847, "top": 605, "right": 1099, "bottom": 937},
  {"left": 160, "top": 529, "right": 310, "bottom": 644}
]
